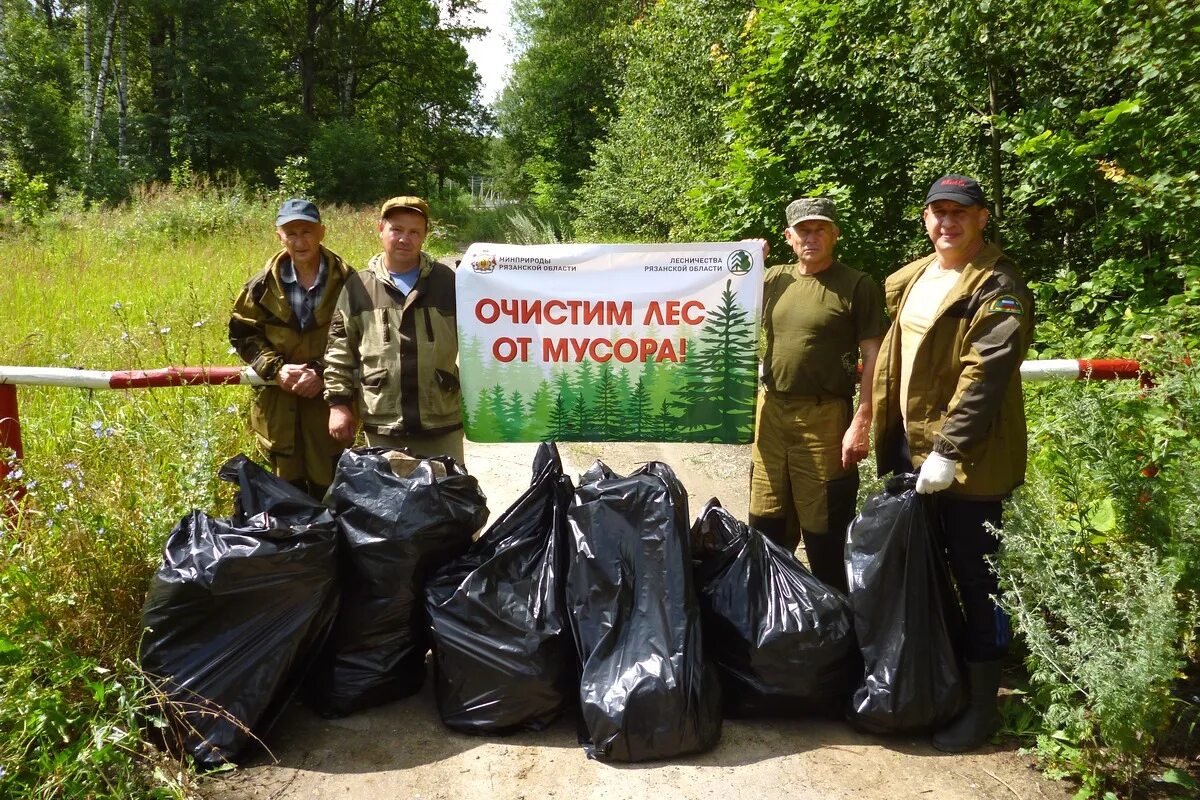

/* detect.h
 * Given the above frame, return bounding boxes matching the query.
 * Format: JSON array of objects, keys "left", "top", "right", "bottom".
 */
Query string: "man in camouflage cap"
[
  {"left": 749, "top": 197, "right": 887, "bottom": 593},
  {"left": 324, "top": 196, "right": 464, "bottom": 463}
]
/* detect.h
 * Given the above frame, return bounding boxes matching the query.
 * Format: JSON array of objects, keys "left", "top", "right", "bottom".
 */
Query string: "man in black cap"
[
  {"left": 229, "top": 198, "right": 355, "bottom": 497},
  {"left": 871, "top": 174, "right": 1035, "bottom": 751},
  {"left": 750, "top": 197, "right": 887, "bottom": 594}
]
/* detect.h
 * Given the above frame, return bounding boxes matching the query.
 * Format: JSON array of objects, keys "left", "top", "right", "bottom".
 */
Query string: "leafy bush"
[{"left": 999, "top": 344, "right": 1200, "bottom": 795}]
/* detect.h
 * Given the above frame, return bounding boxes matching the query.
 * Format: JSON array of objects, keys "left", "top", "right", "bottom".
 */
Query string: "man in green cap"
[
  {"left": 229, "top": 198, "right": 355, "bottom": 497},
  {"left": 749, "top": 197, "right": 887, "bottom": 593},
  {"left": 324, "top": 196, "right": 465, "bottom": 463}
]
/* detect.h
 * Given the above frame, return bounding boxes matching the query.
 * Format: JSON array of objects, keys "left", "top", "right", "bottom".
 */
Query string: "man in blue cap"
[{"left": 229, "top": 198, "right": 356, "bottom": 497}]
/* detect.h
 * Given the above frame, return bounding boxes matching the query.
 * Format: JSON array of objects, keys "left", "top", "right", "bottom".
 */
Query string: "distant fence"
[{"left": 0, "top": 359, "right": 1147, "bottom": 520}]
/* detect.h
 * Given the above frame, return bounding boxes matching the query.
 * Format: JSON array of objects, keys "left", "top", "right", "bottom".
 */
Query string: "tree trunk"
[
  {"left": 83, "top": 1, "right": 93, "bottom": 114},
  {"left": 86, "top": 0, "right": 121, "bottom": 168},
  {"left": 117, "top": 4, "right": 128, "bottom": 166}
]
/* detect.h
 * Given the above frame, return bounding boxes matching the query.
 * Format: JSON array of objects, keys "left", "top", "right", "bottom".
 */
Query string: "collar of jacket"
[
  {"left": 262, "top": 245, "right": 352, "bottom": 324},
  {"left": 367, "top": 251, "right": 433, "bottom": 287},
  {"left": 890, "top": 241, "right": 1004, "bottom": 314}
]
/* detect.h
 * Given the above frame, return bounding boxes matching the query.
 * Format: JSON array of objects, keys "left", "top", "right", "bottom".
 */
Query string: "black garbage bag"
[
  {"left": 845, "top": 474, "right": 967, "bottom": 733},
  {"left": 426, "top": 442, "right": 576, "bottom": 734},
  {"left": 139, "top": 454, "right": 339, "bottom": 768},
  {"left": 310, "top": 447, "right": 488, "bottom": 717},
  {"left": 567, "top": 460, "right": 722, "bottom": 762},
  {"left": 690, "top": 498, "right": 857, "bottom": 717}
]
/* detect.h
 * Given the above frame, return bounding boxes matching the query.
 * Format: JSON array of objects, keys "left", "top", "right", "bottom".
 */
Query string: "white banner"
[{"left": 457, "top": 242, "right": 763, "bottom": 443}]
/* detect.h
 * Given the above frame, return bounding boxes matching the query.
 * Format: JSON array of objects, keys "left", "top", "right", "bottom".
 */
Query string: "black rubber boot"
[{"left": 932, "top": 660, "right": 1002, "bottom": 752}]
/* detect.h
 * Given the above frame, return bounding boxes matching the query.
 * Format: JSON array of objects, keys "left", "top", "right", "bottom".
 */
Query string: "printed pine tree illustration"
[
  {"left": 459, "top": 335, "right": 487, "bottom": 419},
  {"left": 548, "top": 391, "right": 571, "bottom": 440},
  {"left": 470, "top": 387, "right": 503, "bottom": 441},
  {"left": 623, "top": 377, "right": 653, "bottom": 439},
  {"left": 552, "top": 367, "right": 577, "bottom": 411},
  {"left": 593, "top": 362, "right": 620, "bottom": 438},
  {"left": 502, "top": 390, "right": 526, "bottom": 440},
  {"left": 486, "top": 384, "right": 510, "bottom": 441},
  {"left": 524, "top": 380, "right": 553, "bottom": 439},
  {"left": 670, "top": 279, "right": 759, "bottom": 442},
  {"left": 574, "top": 360, "right": 597, "bottom": 407},
  {"left": 571, "top": 395, "right": 591, "bottom": 439},
  {"left": 654, "top": 398, "right": 675, "bottom": 440}
]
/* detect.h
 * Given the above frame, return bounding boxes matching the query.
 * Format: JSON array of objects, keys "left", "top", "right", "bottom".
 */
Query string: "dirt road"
[{"left": 203, "top": 441, "right": 1069, "bottom": 800}]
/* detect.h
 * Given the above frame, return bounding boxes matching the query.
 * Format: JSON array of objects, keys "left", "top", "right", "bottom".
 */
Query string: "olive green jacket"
[
  {"left": 323, "top": 252, "right": 462, "bottom": 436},
  {"left": 228, "top": 246, "right": 354, "bottom": 454},
  {"left": 872, "top": 242, "right": 1035, "bottom": 499}
]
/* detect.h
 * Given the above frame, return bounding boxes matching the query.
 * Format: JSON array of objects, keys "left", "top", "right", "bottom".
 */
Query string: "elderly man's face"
[
  {"left": 277, "top": 220, "right": 325, "bottom": 272},
  {"left": 785, "top": 220, "right": 838, "bottom": 268},
  {"left": 923, "top": 200, "right": 989, "bottom": 262}
]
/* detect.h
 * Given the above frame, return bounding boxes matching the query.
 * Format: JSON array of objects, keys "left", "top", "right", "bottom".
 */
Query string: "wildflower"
[
  {"left": 225, "top": 404, "right": 238, "bottom": 414},
  {"left": 90, "top": 420, "right": 103, "bottom": 433},
  {"left": 227, "top": 346, "right": 237, "bottom": 355},
  {"left": 53, "top": 502, "right": 66, "bottom": 513},
  {"left": 192, "top": 320, "right": 205, "bottom": 328},
  {"left": 91, "top": 421, "right": 115, "bottom": 438},
  {"left": 8, "top": 467, "right": 22, "bottom": 481},
  {"left": 97, "top": 527, "right": 106, "bottom": 537},
  {"left": 120, "top": 332, "right": 130, "bottom": 341},
  {"left": 111, "top": 301, "right": 123, "bottom": 311},
  {"left": 159, "top": 326, "right": 171, "bottom": 334},
  {"left": 61, "top": 478, "right": 73, "bottom": 490},
  {"left": 64, "top": 462, "right": 81, "bottom": 473},
  {"left": 26, "top": 479, "right": 37, "bottom": 491}
]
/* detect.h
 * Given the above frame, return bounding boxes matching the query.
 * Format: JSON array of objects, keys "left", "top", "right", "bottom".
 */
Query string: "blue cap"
[{"left": 275, "top": 198, "right": 321, "bottom": 226}]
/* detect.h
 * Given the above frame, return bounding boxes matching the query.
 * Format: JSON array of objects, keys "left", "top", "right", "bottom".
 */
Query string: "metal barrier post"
[{"left": 1, "top": 383, "right": 26, "bottom": 523}]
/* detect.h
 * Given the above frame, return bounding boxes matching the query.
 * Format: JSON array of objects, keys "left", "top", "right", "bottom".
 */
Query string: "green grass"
[{"left": 0, "top": 186, "right": 468, "bottom": 798}]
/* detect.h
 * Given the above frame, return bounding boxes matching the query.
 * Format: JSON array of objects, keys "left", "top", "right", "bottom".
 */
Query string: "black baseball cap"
[{"left": 925, "top": 174, "right": 986, "bottom": 207}]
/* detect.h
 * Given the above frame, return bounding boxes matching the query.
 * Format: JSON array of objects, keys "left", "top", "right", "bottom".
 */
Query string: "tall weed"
[{"left": 1000, "top": 343, "right": 1200, "bottom": 795}]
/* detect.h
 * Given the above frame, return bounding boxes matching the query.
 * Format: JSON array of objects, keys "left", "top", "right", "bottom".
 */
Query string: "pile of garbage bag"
[{"left": 140, "top": 447, "right": 972, "bottom": 767}]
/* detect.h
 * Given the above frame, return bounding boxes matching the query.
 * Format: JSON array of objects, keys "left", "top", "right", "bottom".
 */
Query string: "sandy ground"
[{"left": 201, "top": 441, "right": 1071, "bottom": 800}]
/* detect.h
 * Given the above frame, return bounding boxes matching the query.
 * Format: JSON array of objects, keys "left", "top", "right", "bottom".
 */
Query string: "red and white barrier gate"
[{"left": 0, "top": 359, "right": 1144, "bottom": 521}]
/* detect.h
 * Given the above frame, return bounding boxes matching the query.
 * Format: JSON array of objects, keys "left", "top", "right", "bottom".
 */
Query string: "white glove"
[{"left": 916, "top": 452, "right": 957, "bottom": 494}]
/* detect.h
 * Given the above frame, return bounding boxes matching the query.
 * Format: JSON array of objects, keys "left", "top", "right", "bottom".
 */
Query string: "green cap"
[
  {"left": 380, "top": 195, "right": 431, "bottom": 222},
  {"left": 785, "top": 197, "right": 836, "bottom": 227}
]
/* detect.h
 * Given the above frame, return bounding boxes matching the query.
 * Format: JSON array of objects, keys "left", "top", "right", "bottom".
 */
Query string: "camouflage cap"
[
  {"left": 380, "top": 195, "right": 431, "bottom": 222},
  {"left": 785, "top": 197, "right": 837, "bottom": 227}
]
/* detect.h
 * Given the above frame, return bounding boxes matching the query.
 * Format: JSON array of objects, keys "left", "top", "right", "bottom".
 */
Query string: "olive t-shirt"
[{"left": 761, "top": 260, "right": 888, "bottom": 399}]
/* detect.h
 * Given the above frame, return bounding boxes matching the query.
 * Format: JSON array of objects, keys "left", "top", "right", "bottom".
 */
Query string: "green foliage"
[
  {"left": 0, "top": 0, "right": 487, "bottom": 207},
  {"left": 0, "top": 5, "right": 80, "bottom": 194},
  {"left": 492, "top": 0, "right": 641, "bottom": 213},
  {"left": 999, "top": 346, "right": 1200, "bottom": 794},
  {"left": 274, "top": 155, "right": 314, "bottom": 201},
  {"left": 575, "top": 0, "right": 752, "bottom": 241}
]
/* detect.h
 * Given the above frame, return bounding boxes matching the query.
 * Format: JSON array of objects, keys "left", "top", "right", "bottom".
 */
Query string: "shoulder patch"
[{"left": 988, "top": 295, "right": 1025, "bottom": 315}]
